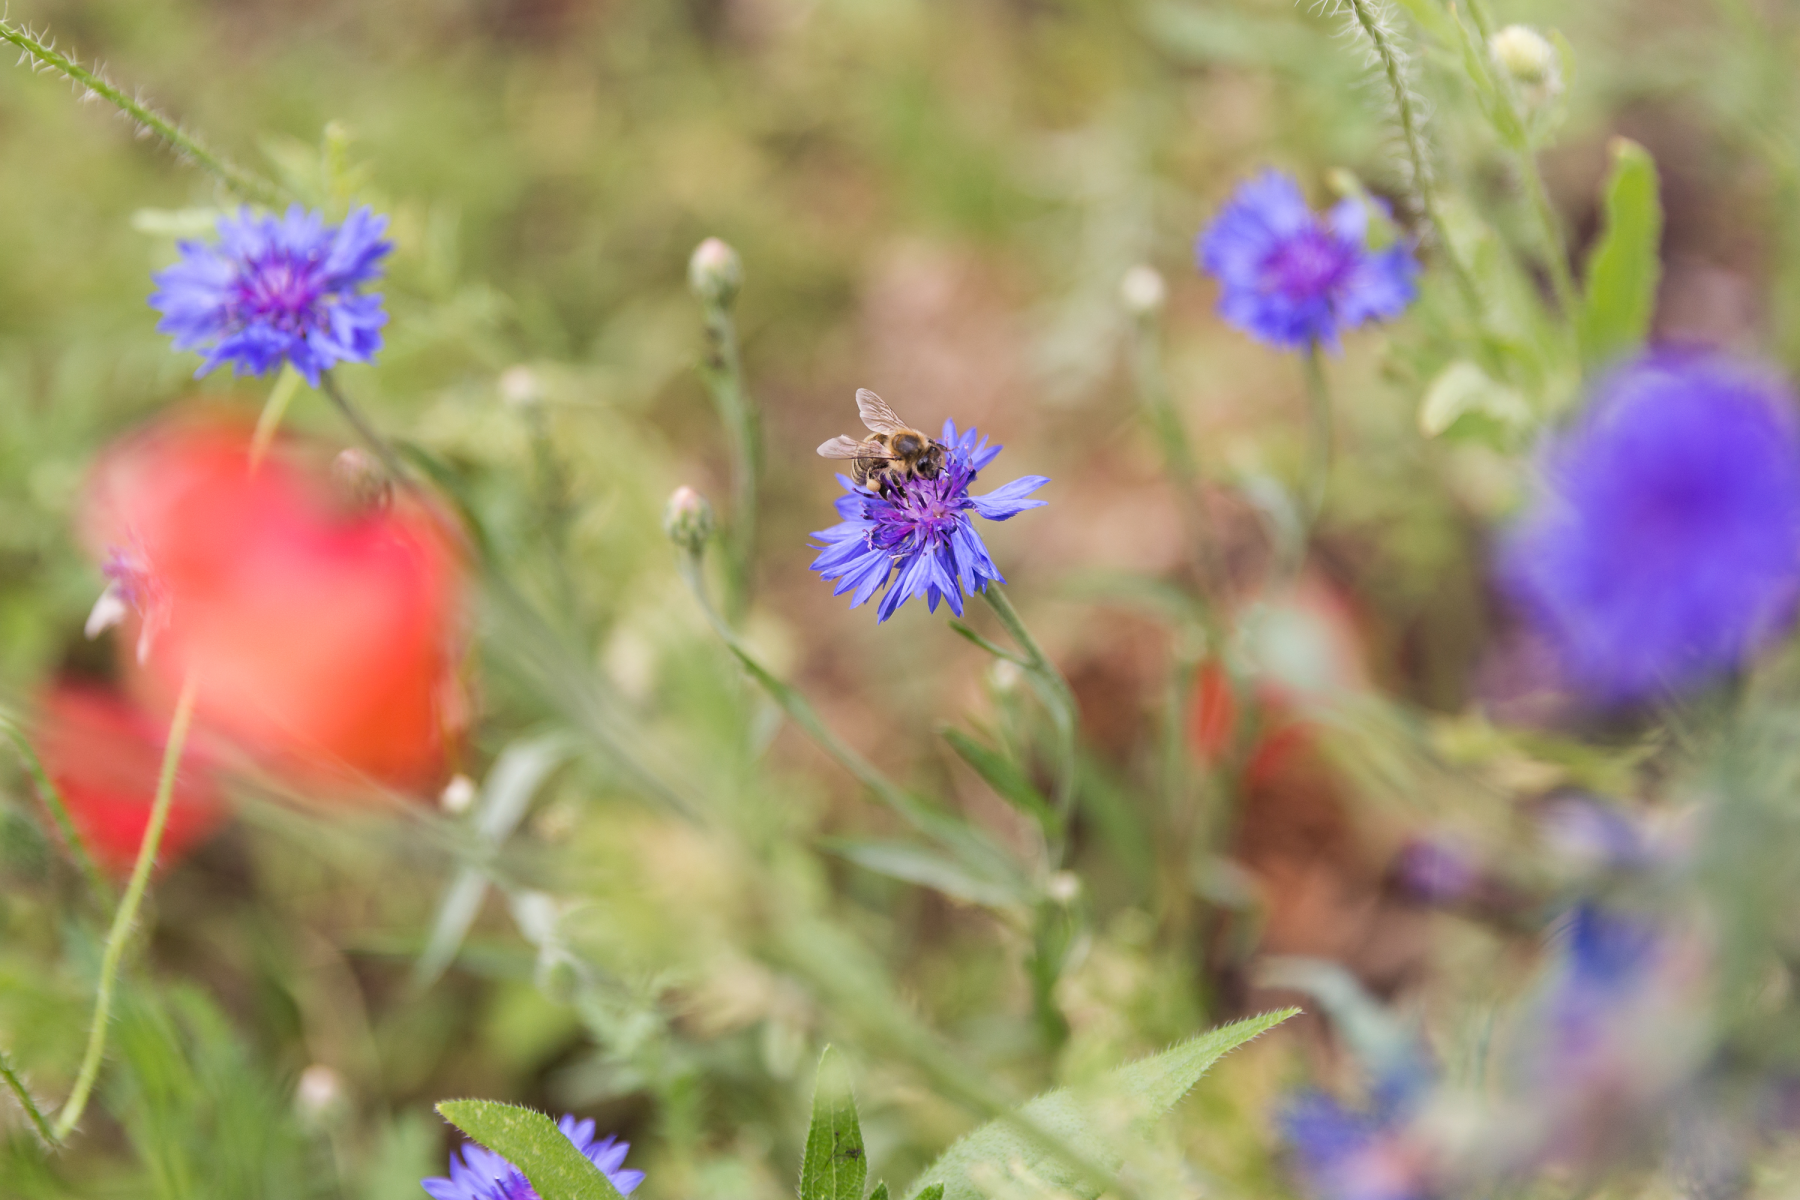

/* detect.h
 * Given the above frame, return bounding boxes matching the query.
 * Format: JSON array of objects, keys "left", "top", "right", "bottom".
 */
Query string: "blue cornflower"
[
  {"left": 150, "top": 204, "right": 393, "bottom": 387},
  {"left": 810, "top": 420, "right": 1048, "bottom": 622},
  {"left": 422, "top": 1115, "right": 644, "bottom": 1200},
  {"left": 1282, "top": 1086, "right": 1434, "bottom": 1200},
  {"left": 1498, "top": 351, "right": 1800, "bottom": 702},
  {"left": 1197, "top": 170, "right": 1418, "bottom": 352}
]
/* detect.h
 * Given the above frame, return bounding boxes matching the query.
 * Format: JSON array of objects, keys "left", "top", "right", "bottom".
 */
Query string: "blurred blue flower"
[
  {"left": 1498, "top": 352, "right": 1800, "bottom": 703},
  {"left": 1282, "top": 1085, "right": 1434, "bottom": 1200},
  {"left": 811, "top": 420, "right": 1047, "bottom": 622},
  {"left": 150, "top": 204, "right": 392, "bottom": 387},
  {"left": 1196, "top": 170, "right": 1418, "bottom": 352},
  {"left": 1538, "top": 903, "right": 1660, "bottom": 1068},
  {"left": 422, "top": 1115, "right": 644, "bottom": 1200}
]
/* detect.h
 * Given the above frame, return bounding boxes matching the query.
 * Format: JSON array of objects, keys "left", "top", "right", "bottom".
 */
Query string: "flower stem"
[
  {"left": 698, "top": 300, "right": 761, "bottom": 625},
  {"left": 979, "top": 584, "right": 1079, "bottom": 846},
  {"left": 319, "top": 372, "right": 408, "bottom": 483},
  {"left": 248, "top": 365, "right": 303, "bottom": 469},
  {"left": 54, "top": 671, "right": 199, "bottom": 1142},
  {"left": 1341, "top": 0, "right": 1483, "bottom": 311},
  {"left": 0, "top": 708, "right": 110, "bottom": 906},
  {"left": 0, "top": 1048, "right": 56, "bottom": 1147},
  {"left": 1302, "top": 344, "right": 1333, "bottom": 532},
  {"left": 0, "top": 17, "right": 282, "bottom": 206}
]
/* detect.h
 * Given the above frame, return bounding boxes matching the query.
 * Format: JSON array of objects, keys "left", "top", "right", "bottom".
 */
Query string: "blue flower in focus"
[
  {"left": 422, "top": 1115, "right": 644, "bottom": 1200},
  {"left": 811, "top": 420, "right": 1048, "bottom": 622},
  {"left": 150, "top": 204, "right": 393, "bottom": 386},
  {"left": 1197, "top": 170, "right": 1418, "bottom": 352},
  {"left": 1499, "top": 352, "right": 1800, "bottom": 703},
  {"left": 1282, "top": 1085, "right": 1434, "bottom": 1200}
]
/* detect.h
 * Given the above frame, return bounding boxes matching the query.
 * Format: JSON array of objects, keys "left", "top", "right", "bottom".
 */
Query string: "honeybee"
[{"left": 816, "top": 389, "right": 947, "bottom": 496}]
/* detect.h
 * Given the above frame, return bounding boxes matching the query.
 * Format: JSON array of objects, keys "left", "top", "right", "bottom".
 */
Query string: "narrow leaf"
[
  {"left": 801, "top": 1047, "right": 867, "bottom": 1200},
  {"left": 1418, "top": 361, "right": 1531, "bottom": 441},
  {"left": 1578, "top": 138, "right": 1662, "bottom": 370},
  {"left": 941, "top": 728, "right": 1059, "bottom": 835},
  {"left": 903, "top": 1010, "right": 1296, "bottom": 1200},
  {"left": 825, "top": 838, "right": 1026, "bottom": 908},
  {"left": 438, "top": 1100, "right": 625, "bottom": 1200},
  {"left": 870, "top": 1183, "right": 891, "bottom": 1200}
]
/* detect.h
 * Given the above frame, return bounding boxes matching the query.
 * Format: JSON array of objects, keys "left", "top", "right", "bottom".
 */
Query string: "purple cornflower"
[
  {"left": 422, "top": 1115, "right": 644, "bottom": 1200},
  {"left": 1197, "top": 170, "right": 1418, "bottom": 352},
  {"left": 1282, "top": 1087, "right": 1435, "bottom": 1200},
  {"left": 811, "top": 420, "right": 1048, "bottom": 622},
  {"left": 150, "top": 204, "right": 393, "bottom": 386},
  {"left": 1498, "top": 352, "right": 1800, "bottom": 703}
]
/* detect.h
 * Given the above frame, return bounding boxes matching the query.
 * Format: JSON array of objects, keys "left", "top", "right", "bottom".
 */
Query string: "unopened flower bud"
[
  {"left": 295, "top": 1063, "right": 349, "bottom": 1126},
  {"left": 1047, "top": 870, "right": 1082, "bottom": 904},
  {"left": 499, "top": 364, "right": 542, "bottom": 410},
  {"left": 1491, "top": 25, "right": 1560, "bottom": 97},
  {"left": 332, "top": 447, "right": 391, "bottom": 512},
  {"left": 663, "top": 485, "right": 716, "bottom": 553},
  {"left": 688, "top": 237, "right": 743, "bottom": 307},
  {"left": 1119, "top": 265, "right": 1167, "bottom": 317},
  {"left": 439, "top": 773, "right": 477, "bottom": 815},
  {"left": 989, "top": 659, "right": 1023, "bottom": 695}
]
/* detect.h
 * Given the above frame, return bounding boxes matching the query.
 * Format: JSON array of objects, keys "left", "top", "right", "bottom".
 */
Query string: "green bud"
[
  {"left": 688, "top": 237, "right": 743, "bottom": 307},
  {"left": 664, "top": 485, "right": 716, "bottom": 552}
]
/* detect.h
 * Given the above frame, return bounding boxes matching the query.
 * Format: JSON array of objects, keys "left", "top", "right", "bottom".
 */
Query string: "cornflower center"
[
  {"left": 231, "top": 253, "right": 328, "bottom": 334},
  {"left": 868, "top": 471, "right": 967, "bottom": 553},
  {"left": 1262, "top": 227, "right": 1354, "bottom": 301}
]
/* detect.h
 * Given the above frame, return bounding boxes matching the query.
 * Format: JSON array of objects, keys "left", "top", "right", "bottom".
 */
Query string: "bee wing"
[
  {"left": 855, "top": 388, "right": 910, "bottom": 435},
  {"left": 817, "top": 435, "right": 890, "bottom": 460}
]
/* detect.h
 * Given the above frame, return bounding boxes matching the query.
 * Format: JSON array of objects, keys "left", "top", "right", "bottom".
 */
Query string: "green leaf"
[
  {"left": 825, "top": 838, "right": 1027, "bottom": 909},
  {"left": 1578, "top": 139, "right": 1663, "bottom": 371},
  {"left": 903, "top": 1010, "right": 1296, "bottom": 1200},
  {"left": 801, "top": 1047, "right": 867, "bottom": 1200},
  {"left": 437, "top": 1100, "right": 626, "bottom": 1200},
  {"left": 941, "top": 728, "right": 1060, "bottom": 836},
  {"left": 871, "top": 1183, "right": 891, "bottom": 1200},
  {"left": 1418, "top": 361, "right": 1531, "bottom": 442}
]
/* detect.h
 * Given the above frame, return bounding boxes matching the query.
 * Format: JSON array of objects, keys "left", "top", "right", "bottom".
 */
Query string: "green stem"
[
  {"left": 980, "top": 584, "right": 1078, "bottom": 846},
  {"left": 698, "top": 301, "right": 760, "bottom": 624},
  {"left": 248, "top": 365, "right": 303, "bottom": 469},
  {"left": 0, "top": 710, "right": 110, "bottom": 905},
  {"left": 1301, "top": 345, "right": 1333, "bottom": 532},
  {"left": 0, "top": 18, "right": 282, "bottom": 206},
  {"left": 54, "top": 672, "right": 199, "bottom": 1141},
  {"left": 319, "top": 372, "right": 408, "bottom": 483},
  {"left": 0, "top": 1048, "right": 56, "bottom": 1147},
  {"left": 1342, "top": 0, "right": 1483, "bottom": 312}
]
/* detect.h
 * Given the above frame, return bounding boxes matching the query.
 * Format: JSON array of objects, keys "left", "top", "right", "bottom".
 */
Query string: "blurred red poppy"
[
  {"left": 37, "top": 682, "right": 223, "bottom": 873},
  {"left": 81, "top": 412, "right": 467, "bottom": 795}
]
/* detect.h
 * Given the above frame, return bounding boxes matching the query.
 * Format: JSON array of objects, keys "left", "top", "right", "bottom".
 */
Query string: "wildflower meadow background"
[{"left": 4, "top": 0, "right": 1800, "bottom": 1197}]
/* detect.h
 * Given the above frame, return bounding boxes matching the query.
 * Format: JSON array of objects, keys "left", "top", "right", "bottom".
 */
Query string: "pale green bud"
[
  {"left": 1492, "top": 25, "right": 1561, "bottom": 98},
  {"left": 688, "top": 237, "right": 743, "bottom": 307},
  {"left": 664, "top": 485, "right": 716, "bottom": 552}
]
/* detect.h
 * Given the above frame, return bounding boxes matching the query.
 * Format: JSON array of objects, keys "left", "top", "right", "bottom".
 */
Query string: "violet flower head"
[
  {"left": 1498, "top": 352, "right": 1800, "bottom": 703},
  {"left": 810, "top": 420, "right": 1048, "bottom": 622},
  {"left": 150, "top": 204, "right": 393, "bottom": 387},
  {"left": 1197, "top": 170, "right": 1418, "bottom": 353},
  {"left": 1281, "top": 1088, "right": 1434, "bottom": 1200},
  {"left": 422, "top": 1115, "right": 644, "bottom": 1200}
]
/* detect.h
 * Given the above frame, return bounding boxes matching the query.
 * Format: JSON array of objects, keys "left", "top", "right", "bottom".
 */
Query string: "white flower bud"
[
  {"left": 664, "top": 485, "right": 716, "bottom": 553},
  {"left": 1119, "top": 265, "right": 1167, "bottom": 317},
  {"left": 988, "top": 659, "right": 1023, "bottom": 695},
  {"left": 1047, "top": 871, "right": 1082, "bottom": 904},
  {"left": 688, "top": 237, "right": 743, "bottom": 307},
  {"left": 295, "top": 1064, "right": 349, "bottom": 1126},
  {"left": 439, "top": 773, "right": 477, "bottom": 815},
  {"left": 499, "top": 364, "right": 542, "bottom": 410},
  {"left": 1491, "top": 25, "right": 1561, "bottom": 98},
  {"left": 332, "top": 447, "right": 391, "bottom": 512}
]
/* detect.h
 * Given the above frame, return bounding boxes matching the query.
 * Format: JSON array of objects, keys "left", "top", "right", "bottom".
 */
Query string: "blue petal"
[{"left": 970, "top": 475, "right": 1050, "bottom": 520}]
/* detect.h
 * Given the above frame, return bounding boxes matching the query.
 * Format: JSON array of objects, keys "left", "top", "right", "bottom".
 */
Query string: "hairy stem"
[
  {"left": 698, "top": 300, "right": 760, "bottom": 624},
  {"left": 0, "top": 1048, "right": 56, "bottom": 1147},
  {"left": 980, "top": 584, "right": 1079, "bottom": 851},
  {"left": 55, "top": 671, "right": 199, "bottom": 1141},
  {"left": 0, "top": 18, "right": 281, "bottom": 205},
  {"left": 1341, "top": 0, "right": 1482, "bottom": 308},
  {"left": 0, "top": 709, "right": 110, "bottom": 905}
]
